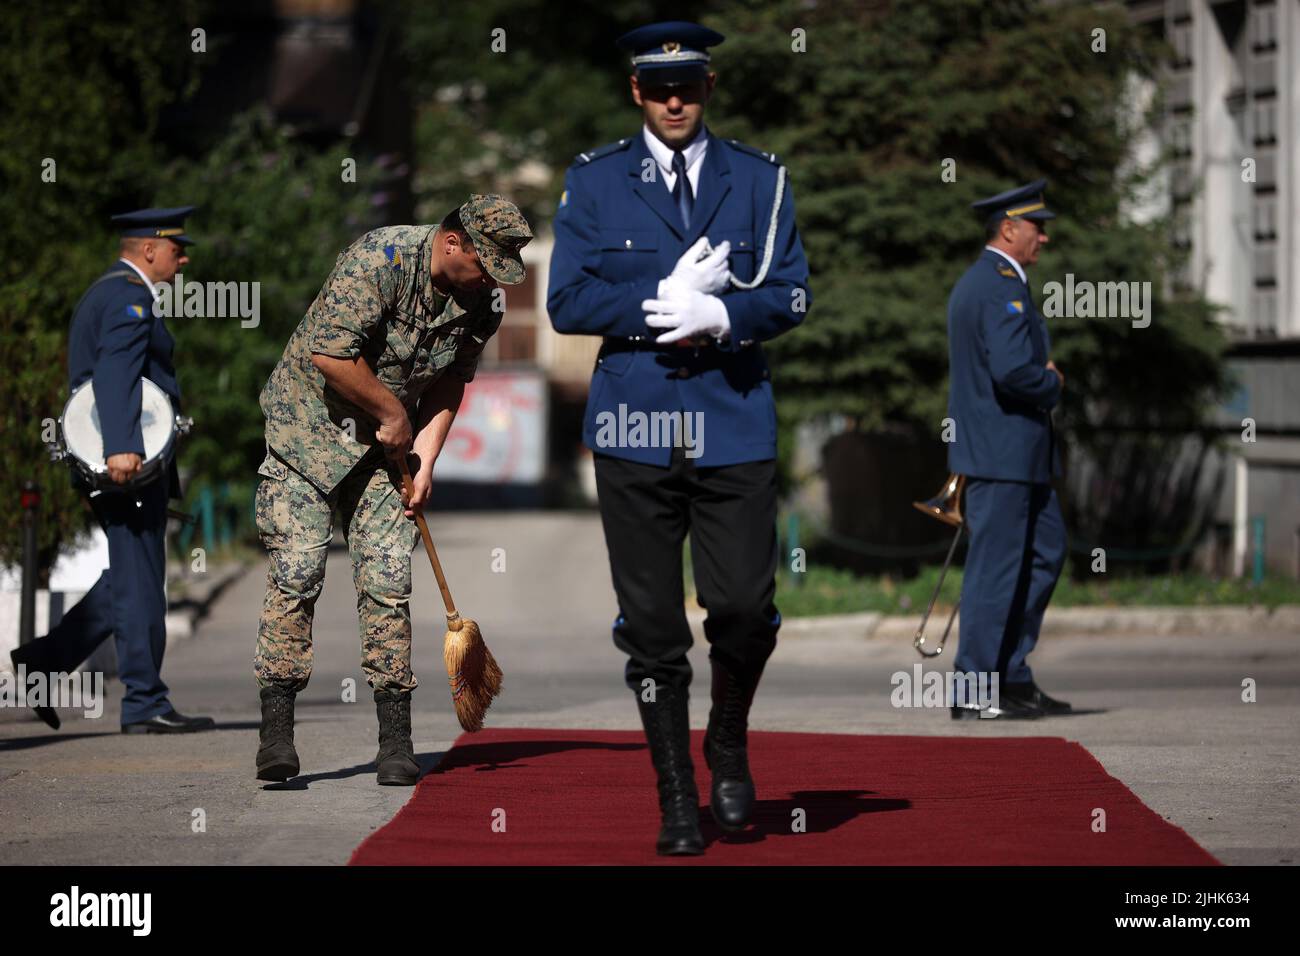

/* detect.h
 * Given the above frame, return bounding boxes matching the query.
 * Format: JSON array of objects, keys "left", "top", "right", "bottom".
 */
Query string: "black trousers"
[{"left": 593, "top": 448, "right": 780, "bottom": 691}]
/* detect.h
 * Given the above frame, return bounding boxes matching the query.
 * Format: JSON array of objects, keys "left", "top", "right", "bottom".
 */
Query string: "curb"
[
  {"left": 0, "top": 563, "right": 249, "bottom": 679},
  {"left": 871, "top": 604, "right": 1300, "bottom": 639},
  {"left": 688, "top": 604, "right": 1300, "bottom": 639},
  {"left": 165, "top": 562, "right": 250, "bottom": 643}
]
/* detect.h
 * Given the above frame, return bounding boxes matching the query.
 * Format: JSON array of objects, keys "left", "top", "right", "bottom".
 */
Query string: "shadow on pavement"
[
  {"left": 437, "top": 737, "right": 647, "bottom": 773},
  {"left": 702, "top": 789, "right": 911, "bottom": 846},
  {"left": 262, "top": 750, "right": 446, "bottom": 790},
  {"left": 0, "top": 731, "right": 115, "bottom": 751}
]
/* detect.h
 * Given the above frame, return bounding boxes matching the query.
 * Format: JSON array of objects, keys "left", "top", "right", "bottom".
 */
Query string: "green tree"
[
  {"left": 0, "top": 0, "right": 200, "bottom": 573},
  {"left": 0, "top": 3, "right": 384, "bottom": 572},
  {"left": 153, "top": 110, "right": 383, "bottom": 523},
  {"left": 397, "top": 0, "right": 684, "bottom": 224},
  {"left": 707, "top": 0, "right": 1227, "bottom": 426},
  {"left": 398, "top": 0, "right": 1231, "bottom": 562}
]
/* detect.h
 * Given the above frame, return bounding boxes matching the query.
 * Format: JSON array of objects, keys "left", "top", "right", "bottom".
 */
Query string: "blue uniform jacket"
[
  {"left": 547, "top": 131, "right": 811, "bottom": 467},
  {"left": 68, "top": 263, "right": 182, "bottom": 485},
  {"left": 946, "top": 249, "right": 1061, "bottom": 483}
]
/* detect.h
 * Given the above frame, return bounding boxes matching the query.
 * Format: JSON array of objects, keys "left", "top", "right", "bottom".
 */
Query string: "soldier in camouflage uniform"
[{"left": 253, "top": 195, "right": 532, "bottom": 785}]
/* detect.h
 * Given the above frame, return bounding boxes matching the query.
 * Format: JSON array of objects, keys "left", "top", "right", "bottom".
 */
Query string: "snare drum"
[{"left": 49, "top": 378, "right": 192, "bottom": 492}]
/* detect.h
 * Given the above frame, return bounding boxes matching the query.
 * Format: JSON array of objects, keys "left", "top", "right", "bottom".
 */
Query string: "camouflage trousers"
[{"left": 254, "top": 448, "right": 418, "bottom": 694}]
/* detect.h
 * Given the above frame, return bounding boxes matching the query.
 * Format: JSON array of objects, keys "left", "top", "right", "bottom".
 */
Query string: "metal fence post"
[{"left": 19, "top": 481, "right": 40, "bottom": 646}]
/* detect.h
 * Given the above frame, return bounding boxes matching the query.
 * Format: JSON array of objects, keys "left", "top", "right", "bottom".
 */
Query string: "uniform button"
[
  {"left": 624, "top": 239, "right": 632, "bottom": 248},
  {"left": 674, "top": 367, "right": 690, "bottom": 379}
]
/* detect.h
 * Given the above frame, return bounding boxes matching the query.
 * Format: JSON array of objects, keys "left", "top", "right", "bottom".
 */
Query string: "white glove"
[
  {"left": 642, "top": 286, "right": 731, "bottom": 345},
  {"left": 659, "top": 236, "right": 732, "bottom": 297}
]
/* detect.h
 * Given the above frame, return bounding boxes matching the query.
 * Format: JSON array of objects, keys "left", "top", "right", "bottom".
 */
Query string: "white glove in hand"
[
  {"left": 642, "top": 286, "right": 731, "bottom": 345},
  {"left": 659, "top": 236, "right": 732, "bottom": 297}
]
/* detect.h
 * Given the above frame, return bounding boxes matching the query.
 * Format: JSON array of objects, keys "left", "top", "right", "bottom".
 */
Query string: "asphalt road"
[{"left": 2, "top": 511, "right": 1297, "bottom": 865}]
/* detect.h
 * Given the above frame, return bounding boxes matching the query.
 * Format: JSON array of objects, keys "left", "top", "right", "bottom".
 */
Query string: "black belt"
[
  {"left": 598, "top": 337, "right": 766, "bottom": 381},
  {"left": 600, "top": 335, "right": 748, "bottom": 353}
]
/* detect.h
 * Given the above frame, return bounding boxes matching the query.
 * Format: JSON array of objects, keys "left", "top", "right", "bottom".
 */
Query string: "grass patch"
[{"left": 765, "top": 565, "right": 1300, "bottom": 618}]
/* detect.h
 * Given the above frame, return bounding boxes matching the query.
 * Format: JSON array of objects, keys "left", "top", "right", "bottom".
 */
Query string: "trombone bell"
[
  {"left": 912, "top": 473, "right": 966, "bottom": 528},
  {"left": 911, "top": 474, "right": 966, "bottom": 658}
]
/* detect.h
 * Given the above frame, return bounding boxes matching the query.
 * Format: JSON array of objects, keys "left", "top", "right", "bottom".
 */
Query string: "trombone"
[{"left": 910, "top": 473, "right": 966, "bottom": 658}]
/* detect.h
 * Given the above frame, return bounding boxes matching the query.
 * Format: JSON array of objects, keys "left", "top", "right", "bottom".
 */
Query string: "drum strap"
[{"left": 71, "top": 269, "right": 138, "bottom": 320}]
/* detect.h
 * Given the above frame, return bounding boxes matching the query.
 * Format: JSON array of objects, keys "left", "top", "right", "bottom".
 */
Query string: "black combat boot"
[
  {"left": 635, "top": 684, "right": 703, "bottom": 856},
  {"left": 374, "top": 689, "right": 420, "bottom": 786},
  {"left": 255, "top": 684, "right": 299, "bottom": 781},
  {"left": 703, "top": 657, "right": 763, "bottom": 832}
]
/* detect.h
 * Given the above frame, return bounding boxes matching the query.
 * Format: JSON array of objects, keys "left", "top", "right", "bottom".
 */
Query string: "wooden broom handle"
[{"left": 396, "top": 455, "right": 458, "bottom": 619}]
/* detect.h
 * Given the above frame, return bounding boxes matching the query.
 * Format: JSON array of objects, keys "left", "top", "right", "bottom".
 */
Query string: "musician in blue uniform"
[
  {"left": 946, "top": 181, "right": 1072, "bottom": 720},
  {"left": 548, "top": 21, "right": 811, "bottom": 854},
  {"left": 10, "top": 208, "right": 214, "bottom": 734}
]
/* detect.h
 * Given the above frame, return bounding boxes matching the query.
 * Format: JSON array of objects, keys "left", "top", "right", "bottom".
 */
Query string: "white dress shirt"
[
  {"left": 984, "top": 245, "right": 1027, "bottom": 285},
  {"left": 643, "top": 124, "right": 708, "bottom": 198},
  {"left": 118, "top": 257, "right": 160, "bottom": 301}
]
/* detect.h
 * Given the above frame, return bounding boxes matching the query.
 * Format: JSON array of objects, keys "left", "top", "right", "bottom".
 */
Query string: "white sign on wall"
[{"left": 435, "top": 369, "right": 548, "bottom": 484}]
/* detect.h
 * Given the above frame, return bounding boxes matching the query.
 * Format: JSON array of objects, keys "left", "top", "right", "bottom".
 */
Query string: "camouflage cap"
[{"left": 459, "top": 194, "right": 533, "bottom": 285}]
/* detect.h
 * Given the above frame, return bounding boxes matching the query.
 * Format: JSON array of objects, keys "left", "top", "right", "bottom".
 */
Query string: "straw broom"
[{"left": 397, "top": 457, "right": 502, "bottom": 731}]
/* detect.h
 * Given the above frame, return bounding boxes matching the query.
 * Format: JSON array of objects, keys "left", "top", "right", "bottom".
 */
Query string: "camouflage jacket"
[{"left": 260, "top": 225, "right": 500, "bottom": 493}]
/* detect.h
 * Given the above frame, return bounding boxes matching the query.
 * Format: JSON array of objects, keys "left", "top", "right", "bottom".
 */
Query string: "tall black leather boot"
[
  {"left": 374, "top": 689, "right": 420, "bottom": 786},
  {"left": 703, "top": 657, "right": 763, "bottom": 831},
  {"left": 635, "top": 684, "right": 703, "bottom": 856},
  {"left": 255, "top": 684, "right": 299, "bottom": 781}
]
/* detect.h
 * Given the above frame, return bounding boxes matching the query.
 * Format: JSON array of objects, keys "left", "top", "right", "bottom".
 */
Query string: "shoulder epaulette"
[
  {"left": 725, "top": 139, "right": 778, "bottom": 164},
  {"left": 993, "top": 263, "right": 1020, "bottom": 279},
  {"left": 125, "top": 275, "right": 145, "bottom": 285},
  {"left": 574, "top": 139, "right": 632, "bottom": 165}
]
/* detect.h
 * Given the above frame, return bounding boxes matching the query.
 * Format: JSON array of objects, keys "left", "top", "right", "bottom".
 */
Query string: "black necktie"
[{"left": 671, "top": 150, "right": 693, "bottom": 231}]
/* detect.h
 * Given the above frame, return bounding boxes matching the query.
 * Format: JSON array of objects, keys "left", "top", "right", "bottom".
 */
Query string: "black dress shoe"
[
  {"left": 950, "top": 694, "right": 1044, "bottom": 720},
  {"left": 122, "top": 709, "right": 216, "bottom": 734},
  {"left": 9, "top": 648, "right": 60, "bottom": 730},
  {"left": 1003, "top": 681, "right": 1072, "bottom": 715}
]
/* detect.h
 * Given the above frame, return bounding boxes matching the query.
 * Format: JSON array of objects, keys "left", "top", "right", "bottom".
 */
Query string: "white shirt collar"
[
  {"left": 642, "top": 124, "right": 708, "bottom": 187},
  {"left": 118, "top": 257, "right": 159, "bottom": 300},
  {"left": 984, "top": 245, "right": 1027, "bottom": 284}
]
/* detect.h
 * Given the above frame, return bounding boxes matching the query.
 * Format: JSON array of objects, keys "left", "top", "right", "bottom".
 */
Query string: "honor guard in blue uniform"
[
  {"left": 10, "top": 208, "right": 215, "bottom": 734},
  {"left": 946, "top": 181, "right": 1072, "bottom": 719},
  {"left": 548, "top": 21, "right": 811, "bottom": 854}
]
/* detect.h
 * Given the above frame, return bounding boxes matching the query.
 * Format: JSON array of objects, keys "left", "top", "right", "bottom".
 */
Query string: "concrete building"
[{"left": 1129, "top": 0, "right": 1299, "bottom": 575}]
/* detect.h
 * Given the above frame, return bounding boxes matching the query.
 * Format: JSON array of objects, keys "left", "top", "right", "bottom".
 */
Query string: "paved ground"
[{"left": 1, "top": 512, "right": 1297, "bottom": 865}]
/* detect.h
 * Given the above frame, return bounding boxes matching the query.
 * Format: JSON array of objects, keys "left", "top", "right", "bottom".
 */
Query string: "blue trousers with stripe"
[
  {"left": 955, "top": 478, "right": 1067, "bottom": 684},
  {"left": 19, "top": 477, "right": 171, "bottom": 725}
]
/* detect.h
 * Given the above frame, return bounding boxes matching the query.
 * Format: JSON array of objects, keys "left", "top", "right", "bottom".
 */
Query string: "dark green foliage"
[
  {"left": 1, "top": 0, "right": 1230, "bottom": 576},
  {"left": 0, "top": 4, "right": 382, "bottom": 569},
  {"left": 0, "top": 1, "right": 201, "bottom": 571},
  {"left": 154, "top": 111, "right": 382, "bottom": 509}
]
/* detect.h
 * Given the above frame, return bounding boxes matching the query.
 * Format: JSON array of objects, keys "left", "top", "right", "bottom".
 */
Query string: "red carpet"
[{"left": 349, "top": 728, "right": 1219, "bottom": 865}]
